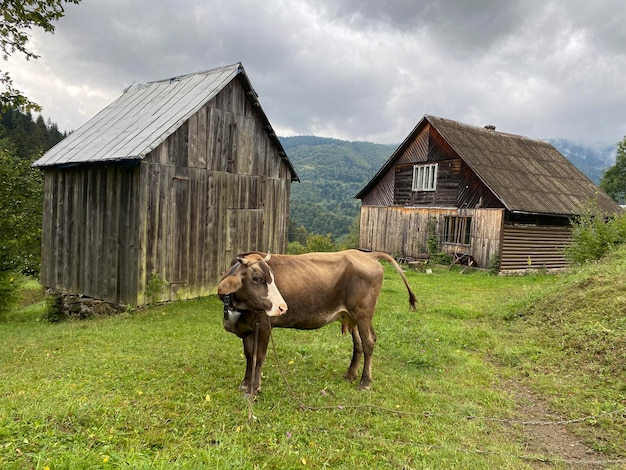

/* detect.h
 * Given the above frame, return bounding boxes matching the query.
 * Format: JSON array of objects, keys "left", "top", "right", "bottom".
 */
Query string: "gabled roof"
[
  {"left": 357, "top": 115, "right": 621, "bottom": 216},
  {"left": 33, "top": 63, "right": 298, "bottom": 180}
]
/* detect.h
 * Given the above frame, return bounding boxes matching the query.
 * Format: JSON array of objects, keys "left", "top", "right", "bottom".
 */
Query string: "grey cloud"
[{"left": 10, "top": 0, "right": 626, "bottom": 148}]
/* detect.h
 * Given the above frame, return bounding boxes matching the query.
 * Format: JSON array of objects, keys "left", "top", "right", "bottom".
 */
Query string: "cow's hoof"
[
  {"left": 358, "top": 382, "right": 372, "bottom": 391},
  {"left": 343, "top": 372, "right": 358, "bottom": 382},
  {"left": 242, "top": 387, "right": 261, "bottom": 399}
]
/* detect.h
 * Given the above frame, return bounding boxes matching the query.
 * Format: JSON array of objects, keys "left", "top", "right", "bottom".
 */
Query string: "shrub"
[
  {"left": 41, "top": 292, "right": 64, "bottom": 322},
  {"left": 287, "top": 241, "right": 307, "bottom": 255},
  {"left": 429, "top": 251, "right": 453, "bottom": 266},
  {"left": 146, "top": 273, "right": 169, "bottom": 305},
  {"left": 304, "top": 234, "right": 336, "bottom": 252},
  {"left": 488, "top": 251, "right": 500, "bottom": 274},
  {"left": 564, "top": 202, "right": 626, "bottom": 265}
]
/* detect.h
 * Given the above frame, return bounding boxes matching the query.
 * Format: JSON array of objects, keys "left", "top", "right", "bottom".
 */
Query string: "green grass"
[{"left": 1, "top": 254, "right": 625, "bottom": 469}]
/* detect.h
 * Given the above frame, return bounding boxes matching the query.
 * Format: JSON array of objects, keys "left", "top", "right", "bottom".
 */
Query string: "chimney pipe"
[{"left": 484, "top": 125, "right": 496, "bottom": 130}]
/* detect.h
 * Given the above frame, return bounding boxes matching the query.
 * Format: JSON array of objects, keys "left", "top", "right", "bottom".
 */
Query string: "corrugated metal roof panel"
[{"left": 33, "top": 63, "right": 241, "bottom": 167}]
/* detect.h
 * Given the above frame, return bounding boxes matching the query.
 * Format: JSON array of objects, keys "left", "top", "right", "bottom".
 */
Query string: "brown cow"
[{"left": 217, "top": 249, "right": 416, "bottom": 397}]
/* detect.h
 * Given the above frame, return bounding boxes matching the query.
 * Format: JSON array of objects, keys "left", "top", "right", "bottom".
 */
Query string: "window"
[
  {"left": 412, "top": 163, "right": 438, "bottom": 191},
  {"left": 443, "top": 216, "right": 472, "bottom": 245}
]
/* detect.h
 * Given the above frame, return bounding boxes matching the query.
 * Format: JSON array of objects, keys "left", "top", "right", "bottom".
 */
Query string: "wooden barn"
[
  {"left": 33, "top": 63, "right": 298, "bottom": 309},
  {"left": 356, "top": 115, "right": 622, "bottom": 272}
]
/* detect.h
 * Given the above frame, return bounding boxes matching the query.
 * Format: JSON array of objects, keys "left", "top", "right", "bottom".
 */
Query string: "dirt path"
[{"left": 503, "top": 380, "right": 620, "bottom": 469}]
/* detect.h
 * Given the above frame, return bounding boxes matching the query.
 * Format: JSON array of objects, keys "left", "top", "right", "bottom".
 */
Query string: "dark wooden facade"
[
  {"left": 39, "top": 72, "right": 295, "bottom": 306},
  {"left": 356, "top": 115, "right": 622, "bottom": 272}
]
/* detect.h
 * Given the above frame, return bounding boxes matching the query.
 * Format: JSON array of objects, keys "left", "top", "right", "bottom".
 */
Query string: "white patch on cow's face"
[{"left": 265, "top": 271, "right": 288, "bottom": 316}]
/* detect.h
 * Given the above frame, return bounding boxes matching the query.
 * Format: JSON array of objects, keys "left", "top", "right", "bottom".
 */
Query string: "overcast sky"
[{"left": 6, "top": 0, "right": 626, "bottom": 149}]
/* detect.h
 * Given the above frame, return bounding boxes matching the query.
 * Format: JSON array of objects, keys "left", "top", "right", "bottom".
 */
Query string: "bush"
[
  {"left": 304, "top": 234, "right": 336, "bottom": 252},
  {"left": 428, "top": 251, "right": 452, "bottom": 266},
  {"left": 287, "top": 241, "right": 307, "bottom": 255},
  {"left": 564, "top": 202, "right": 626, "bottom": 265}
]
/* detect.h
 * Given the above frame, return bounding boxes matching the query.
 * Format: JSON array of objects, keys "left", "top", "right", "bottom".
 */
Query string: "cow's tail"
[{"left": 368, "top": 252, "right": 417, "bottom": 310}]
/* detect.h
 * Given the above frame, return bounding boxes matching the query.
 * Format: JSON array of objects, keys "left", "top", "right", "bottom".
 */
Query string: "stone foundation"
[{"left": 47, "top": 290, "right": 126, "bottom": 319}]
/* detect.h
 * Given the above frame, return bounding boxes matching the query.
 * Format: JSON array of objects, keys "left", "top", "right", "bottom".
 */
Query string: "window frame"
[
  {"left": 443, "top": 216, "right": 472, "bottom": 246},
  {"left": 412, "top": 163, "right": 438, "bottom": 191}
]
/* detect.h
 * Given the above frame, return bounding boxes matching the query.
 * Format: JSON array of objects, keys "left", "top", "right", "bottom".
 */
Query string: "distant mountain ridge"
[
  {"left": 548, "top": 139, "right": 616, "bottom": 185},
  {"left": 281, "top": 135, "right": 617, "bottom": 241}
]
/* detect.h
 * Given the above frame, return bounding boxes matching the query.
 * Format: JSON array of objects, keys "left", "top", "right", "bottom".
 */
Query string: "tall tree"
[
  {"left": 1, "top": 0, "right": 81, "bottom": 111},
  {"left": 600, "top": 137, "right": 626, "bottom": 205}
]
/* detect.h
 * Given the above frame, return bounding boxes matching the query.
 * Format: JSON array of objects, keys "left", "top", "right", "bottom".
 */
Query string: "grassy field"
[{"left": 1, "top": 249, "right": 625, "bottom": 469}]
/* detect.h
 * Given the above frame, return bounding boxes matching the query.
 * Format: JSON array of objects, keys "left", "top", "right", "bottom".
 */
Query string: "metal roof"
[
  {"left": 357, "top": 115, "right": 622, "bottom": 216},
  {"left": 33, "top": 63, "right": 298, "bottom": 180}
]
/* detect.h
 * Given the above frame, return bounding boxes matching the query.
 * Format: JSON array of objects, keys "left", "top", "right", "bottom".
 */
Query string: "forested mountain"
[
  {"left": 280, "top": 136, "right": 395, "bottom": 242},
  {"left": 0, "top": 108, "right": 66, "bottom": 159},
  {"left": 283, "top": 135, "right": 617, "bottom": 242}
]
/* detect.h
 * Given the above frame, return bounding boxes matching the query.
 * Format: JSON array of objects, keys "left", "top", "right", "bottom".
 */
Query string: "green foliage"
[
  {"left": 426, "top": 216, "right": 439, "bottom": 254},
  {"left": 488, "top": 251, "right": 500, "bottom": 274},
  {"left": 282, "top": 136, "right": 395, "bottom": 241},
  {"left": 0, "top": 108, "right": 67, "bottom": 277},
  {"left": 1, "top": 0, "right": 81, "bottom": 111},
  {"left": 287, "top": 221, "right": 307, "bottom": 244},
  {"left": 429, "top": 251, "right": 453, "bottom": 266},
  {"left": 0, "top": 142, "right": 43, "bottom": 275},
  {"left": 424, "top": 216, "right": 452, "bottom": 265},
  {"left": 0, "top": 271, "right": 22, "bottom": 317},
  {"left": 287, "top": 241, "right": 307, "bottom": 254},
  {"left": 41, "top": 292, "right": 64, "bottom": 322},
  {"left": 600, "top": 136, "right": 626, "bottom": 204},
  {"left": 1, "top": 107, "right": 66, "bottom": 158},
  {"left": 564, "top": 200, "right": 626, "bottom": 265},
  {"left": 338, "top": 215, "right": 360, "bottom": 250},
  {"left": 145, "top": 273, "right": 169, "bottom": 305},
  {"left": 304, "top": 233, "right": 336, "bottom": 252}
]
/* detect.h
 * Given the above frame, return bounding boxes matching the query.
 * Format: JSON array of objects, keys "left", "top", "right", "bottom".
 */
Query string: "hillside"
[
  {"left": 280, "top": 136, "right": 395, "bottom": 241},
  {"left": 283, "top": 136, "right": 617, "bottom": 241}
]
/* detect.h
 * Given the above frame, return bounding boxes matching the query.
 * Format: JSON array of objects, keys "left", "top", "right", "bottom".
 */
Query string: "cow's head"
[{"left": 217, "top": 252, "right": 288, "bottom": 317}]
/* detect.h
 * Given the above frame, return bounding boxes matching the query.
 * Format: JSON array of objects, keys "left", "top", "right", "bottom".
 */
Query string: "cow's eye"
[{"left": 253, "top": 276, "right": 263, "bottom": 284}]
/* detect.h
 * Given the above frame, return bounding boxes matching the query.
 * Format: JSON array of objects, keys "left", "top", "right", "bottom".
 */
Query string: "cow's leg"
[
  {"left": 356, "top": 321, "right": 377, "bottom": 390},
  {"left": 344, "top": 327, "right": 362, "bottom": 382},
  {"left": 240, "top": 322, "right": 270, "bottom": 397}
]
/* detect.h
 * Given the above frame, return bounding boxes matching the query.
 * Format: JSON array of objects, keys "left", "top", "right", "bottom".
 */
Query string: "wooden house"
[
  {"left": 356, "top": 115, "right": 622, "bottom": 272},
  {"left": 33, "top": 63, "right": 298, "bottom": 309}
]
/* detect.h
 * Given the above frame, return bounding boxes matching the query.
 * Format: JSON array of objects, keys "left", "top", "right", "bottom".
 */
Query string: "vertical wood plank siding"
[
  {"left": 359, "top": 206, "right": 504, "bottom": 268},
  {"left": 41, "top": 76, "right": 292, "bottom": 306},
  {"left": 40, "top": 165, "right": 140, "bottom": 305},
  {"left": 136, "top": 77, "right": 291, "bottom": 304}
]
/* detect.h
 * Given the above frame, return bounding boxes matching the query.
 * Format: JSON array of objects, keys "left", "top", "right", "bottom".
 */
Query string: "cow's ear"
[{"left": 217, "top": 275, "right": 242, "bottom": 296}]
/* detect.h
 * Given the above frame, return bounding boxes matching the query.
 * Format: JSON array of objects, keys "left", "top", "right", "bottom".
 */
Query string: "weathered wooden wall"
[
  {"left": 41, "top": 75, "right": 292, "bottom": 307},
  {"left": 137, "top": 77, "right": 291, "bottom": 304},
  {"left": 41, "top": 164, "right": 141, "bottom": 305},
  {"left": 359, "top": 206, "right": 504, "bottom": 268}
]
